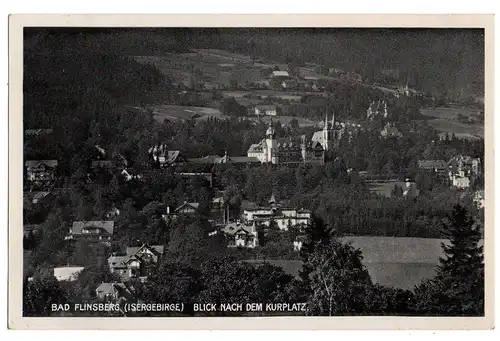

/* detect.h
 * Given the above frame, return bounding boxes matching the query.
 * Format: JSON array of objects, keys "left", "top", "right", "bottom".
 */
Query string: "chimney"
[{"left": 167, "top": 206, "right": 170, "bottom": 214}]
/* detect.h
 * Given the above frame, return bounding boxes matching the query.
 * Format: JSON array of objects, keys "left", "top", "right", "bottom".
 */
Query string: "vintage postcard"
[{"left": 8, "top": 14, "right": 494, "bottom": 329}]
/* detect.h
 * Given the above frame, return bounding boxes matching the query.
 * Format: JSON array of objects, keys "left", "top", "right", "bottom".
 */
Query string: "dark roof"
[
  {"left": 126, "top": 244, "right": 165, "bottom": 257},
  {"left": 25, "top": 160, "right": 58, "bottom": 169},
  {"left": 219, "top": 155, "right": 261, "bottom": 163},
  {"left": 189, "top": 155, "right": 222, "bottom": 164},
  {"left": 95, "top": 282, "right": 132, "bottom": 298},
  {"left": 24, "top": 129, "right": 54, "bottom": 136},
  {"left": 175, "top": 202, "right": 200, "bottom": 212},
  {"left": 417, "top": 160, "right": 448, "bottom": 170},
  {"left": 71, "top": 221, "right": 114, "bottom": 236},
  {"left": 241, "top": 200, "right": 258, "bottom": 210}
]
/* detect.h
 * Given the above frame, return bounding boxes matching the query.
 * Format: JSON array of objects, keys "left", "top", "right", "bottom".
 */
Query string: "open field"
[
  {"left": 222, "top": 90, "right": 323, "bottom": 103},
  {"left": 420, "top": 107, "right": 484, "bottom": 140},
  {"left": 247, "top": 237, "right": 460, "bottom": 290},
  {"left": 134, "top": 51, "right": 267, "bottom": 88},
  {"left": 151, "top": 105, "right": 229, "bottom": 123}
]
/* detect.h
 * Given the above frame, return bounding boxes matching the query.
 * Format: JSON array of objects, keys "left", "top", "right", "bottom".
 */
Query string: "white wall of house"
[{"left": 452, "top": 176, "right": 470, "bottom": 189}]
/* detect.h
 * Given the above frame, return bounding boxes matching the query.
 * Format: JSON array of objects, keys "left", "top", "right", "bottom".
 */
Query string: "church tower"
[
  {"left": 322, "top": 112, "right": 331, "bottom": 151},
  {"left": 265, "top": 121, "right": 277, "bottom": 163},
  {"left": 322, "top": 111, "right": 337, "bottom": 151}
]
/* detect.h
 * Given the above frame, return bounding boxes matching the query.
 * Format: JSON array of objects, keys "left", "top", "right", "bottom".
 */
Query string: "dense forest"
[
  {"left": 25, "top": 27, "right": 485, "bottom": 99},
  {"left": 22, "top": 30, "right": 485, "bottom": 317}
]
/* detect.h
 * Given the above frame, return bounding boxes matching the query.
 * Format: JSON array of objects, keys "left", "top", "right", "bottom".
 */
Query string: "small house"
[
  {"left": 65, "top": 220, "right": 114, "bottom": 245},
  {"left": 254, "top": 104, "right": 277, "bottom": 117}
]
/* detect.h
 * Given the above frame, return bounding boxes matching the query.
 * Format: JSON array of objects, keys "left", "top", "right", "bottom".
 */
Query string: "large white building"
[
  {"left": 242, "top": 195, "right": 312, "bottom": 231},
  {"left": 247, "top": 113, "right": 342, "bottom": 165}
]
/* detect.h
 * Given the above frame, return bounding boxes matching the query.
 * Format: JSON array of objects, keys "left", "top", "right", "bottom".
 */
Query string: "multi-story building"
[
  {"left": 108, "top": 244, "right": 164, "bottom": 281},
  {"left": 242, "top": 195, "right": 312, "bottom": 231},
  {"left": 148, "top": 145, "right": 188, "bottom": 168},
  {"left": 222, "top": 222, "right": 259, "bottom": 248},
  {"left": 65, "top": 220, "right": 114, "bottom": 245},
  {"left": 25, "top": 160, "right": 58, "bottom": 190},
  {"left": 448, "top": 155, "right": 482, "bottom": 176},
  {"left": 247, "top": 113, "right": 342, "bottom": 165}
]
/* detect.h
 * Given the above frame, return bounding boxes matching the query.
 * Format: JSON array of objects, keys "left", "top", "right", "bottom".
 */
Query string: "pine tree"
[{"left": 414, "top": 204, "right": 484, "bottom": 316}]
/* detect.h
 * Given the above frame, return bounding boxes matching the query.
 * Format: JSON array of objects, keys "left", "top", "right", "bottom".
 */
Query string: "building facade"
[
  {"left": 223, "top": 222, "right": 259, "bottom": 248},
  {"left": 242, "top": 195, "right": 312, "bottom": 231},
  {"left": 108, "top": 244, "right": 164, "bottom": 281},
  {"left": 65, "top": 221, "right": 115, "bottom": 245},
  {"left": 25, "top": 160, "right": 58, "bottom": 190},
  {"left": 254, "top": 105, "right": 277, "bottom": 116},
  {"left": 247, "top": 113, "right": 342, "bottom": 165}
]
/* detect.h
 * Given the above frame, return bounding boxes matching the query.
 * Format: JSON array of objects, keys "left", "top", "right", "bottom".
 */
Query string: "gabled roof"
[
  {"left": 149, "top": 145, "right": 184, "bottom": 164},
  {"left": 25, "top": 160, "right": 58, "bottom": 169},
  {"left": 108, "top": 255, "right": 132, "bottom": 268},
  {"left": 165, "top": 150, "right": 181, "bottom": 163},
  {"left": 71, "top": 221, "right": 114, "bottom": 235},
  {"left": 222, "top": 222, "right": 256, "bottom": 235},
  {"left": 212, "top": 196, "right": 225, "bottom": 204},
  {"left": 95, "top": 282, "right": 132, "bottom": 298},
  {"left": 126, "top": 244, "right": 165, "bottom": 257},
  {"left": 175, "top": 202, "right": 200, "bottom": 212}
]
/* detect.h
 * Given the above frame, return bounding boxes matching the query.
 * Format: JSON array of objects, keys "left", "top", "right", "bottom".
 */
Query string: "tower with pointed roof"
[
  {"left": 265, "top": 120, "right": 277, "bottom": 163},
  {"left": 320, "top": 111, "right": 338, "bottom": 151}
]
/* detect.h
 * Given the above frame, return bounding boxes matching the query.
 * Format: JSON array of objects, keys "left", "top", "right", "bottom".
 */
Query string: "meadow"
[
  {"left": 420, "top": 107, "right": 484, "bottom": 140},
  {"left": 247, "top": 237, "right": 453, "bottom": 290}
]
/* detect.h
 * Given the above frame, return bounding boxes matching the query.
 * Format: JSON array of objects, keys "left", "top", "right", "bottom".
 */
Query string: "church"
[{"left": 247, "top": 112, "right": 343, "bottom": 165}]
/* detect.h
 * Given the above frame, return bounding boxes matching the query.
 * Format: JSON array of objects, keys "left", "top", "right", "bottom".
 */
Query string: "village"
[{"left": 21, "top": 32, "right": 485, "bottom": 314}]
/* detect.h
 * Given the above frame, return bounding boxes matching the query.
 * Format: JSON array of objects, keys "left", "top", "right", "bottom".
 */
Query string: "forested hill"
[
  {"left": 205, "top": 28, "right": 484, "bottom": 99},
  {"left": 25, "top": 28, "right": 484, "bottom": 100},
  {"left": 23, "top": 32, "right": 172, "bottom": 175}
]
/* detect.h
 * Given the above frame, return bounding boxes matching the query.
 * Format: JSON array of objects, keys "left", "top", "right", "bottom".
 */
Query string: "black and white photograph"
[{"left": 8, "top": 14, "right": 494, "bottom": 329}]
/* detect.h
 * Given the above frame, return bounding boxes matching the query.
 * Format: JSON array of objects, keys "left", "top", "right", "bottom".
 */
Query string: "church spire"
[
  {"left": 324, "top": 111, "right": 329, "bottom": 130},
  {"left": 331, "top": 110, "right": 335, "bottom": 127}
]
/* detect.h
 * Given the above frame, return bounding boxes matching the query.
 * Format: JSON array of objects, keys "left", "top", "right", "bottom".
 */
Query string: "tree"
[
  {"left": 23, "top": 275, "right": 67, "bottom": 316},
  {"left": 391, "top": 184, "right": 404, "bottom": 198},
  {"left": 138, "top": 261, "right": 202, "bottom": 316},
  {"left": 219, "top": 98, "right": 246, "bottom": 117},
  {"left": 414, "top": 204, "right": 484, "bottom": 316},
  {"left": 289, "top": 118, "right": 299, "bottom": 130},
  {"left": 197, "top": 256, "right": 296, "bottom": 315},
  {"left": 303, "top": 237, "right": 374, "bottom": 316}
]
